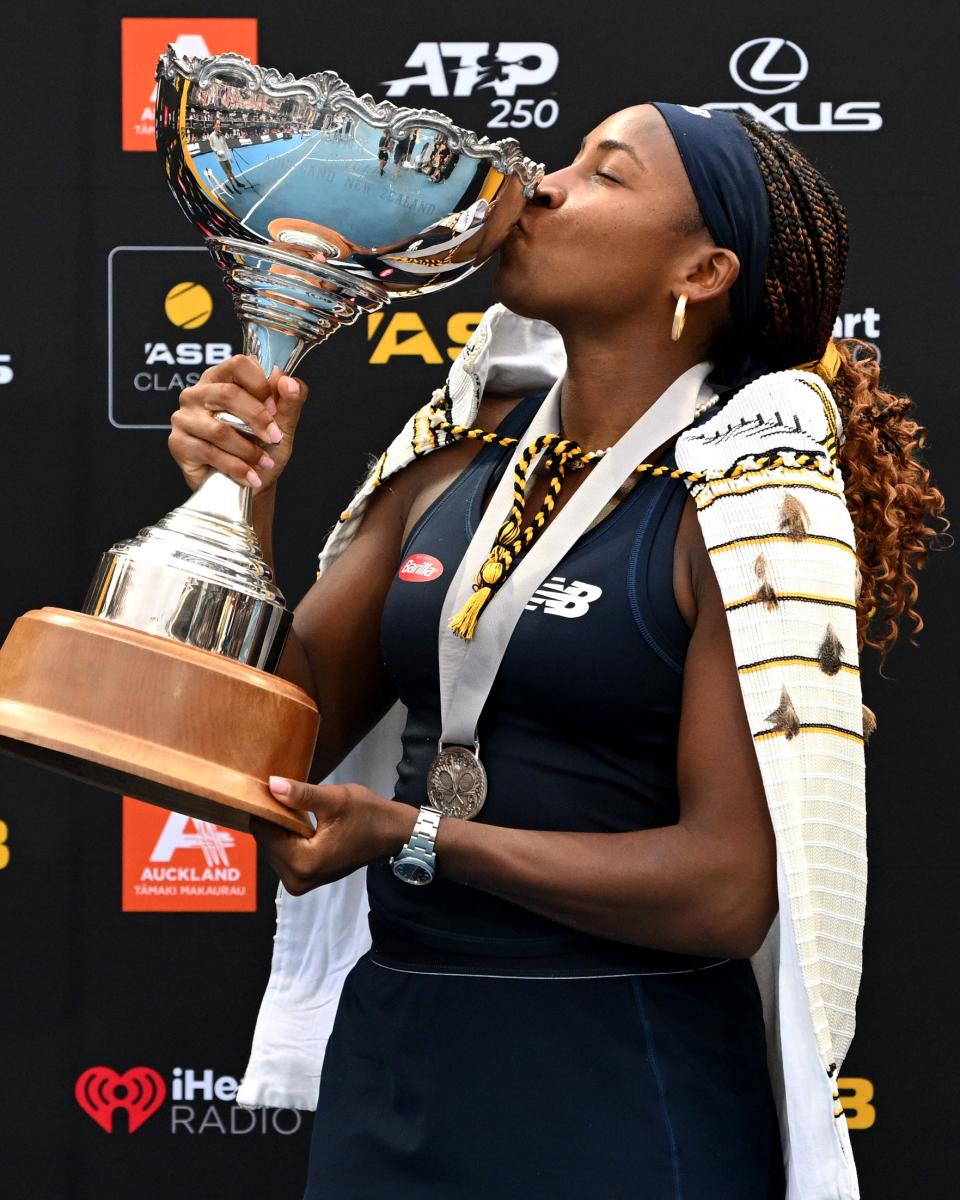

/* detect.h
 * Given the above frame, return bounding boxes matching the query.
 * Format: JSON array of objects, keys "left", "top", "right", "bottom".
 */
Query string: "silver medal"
[{"left": 426, "top": 744, "right": 488, "bottom": 820}]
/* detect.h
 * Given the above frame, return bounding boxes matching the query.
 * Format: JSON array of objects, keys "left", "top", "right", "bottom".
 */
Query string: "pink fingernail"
[
  {"left": 280, "top": 376, "right": 299, "bottom": 398},
  {"left": 267, "top": 422, "right": 283, "bottom": 444},
  {"left": 269, "top": 775, "right": 291, "bottom": 796},
  {"left": 265, "top": 396, "right": 277, "bottom": 416},
  {"left": 246, "top": 469, "right": 262, "bottom": 488},
  {"left": 258, "top": 453, "right": 275, "bottom": 470}
]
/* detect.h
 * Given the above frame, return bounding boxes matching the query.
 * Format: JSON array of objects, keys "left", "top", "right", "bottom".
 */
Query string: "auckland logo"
[
  {"left": 705, "top": 37, "right": 882, "bottom": 132},
  {"left": 525, "top": 577, "right": 603, "bottom": 619},
  {"left": 122, "top": 796, "right": 256, "bottom": 912},
  {"left": 149, "top": 813, "right": 235, "bottom": 869}
]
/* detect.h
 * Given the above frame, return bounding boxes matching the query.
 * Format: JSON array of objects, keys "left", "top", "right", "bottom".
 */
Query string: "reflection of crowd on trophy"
[
  {"left": 187, "top": 84, "right": 313, "bottom": 147},
  {"left": 376, "top": 129, "right": 460, "bottom": 182}
]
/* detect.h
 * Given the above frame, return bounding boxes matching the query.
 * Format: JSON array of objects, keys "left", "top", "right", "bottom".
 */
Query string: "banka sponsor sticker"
[
  {"left": 121, "top": 18, "right": 258, "bottom": 151},
  {"left": 108, "top": 246, "right": 238, "bottom": 428},
  {"left": 122, "top": 796, "right": 256, "bottom": 912}
]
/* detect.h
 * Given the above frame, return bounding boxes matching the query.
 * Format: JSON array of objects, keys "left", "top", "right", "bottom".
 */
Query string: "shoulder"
[
  {"left": 676, "top": 368, "right": 839, "bottom": 476},
  {"left": 384, "top": 391, "right": 529, "bottom": 541}
]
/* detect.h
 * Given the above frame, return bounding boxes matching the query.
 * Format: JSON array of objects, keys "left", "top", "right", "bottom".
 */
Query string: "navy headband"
[{"left": 649, "top": 102, "right": 770, "bottom": 347}]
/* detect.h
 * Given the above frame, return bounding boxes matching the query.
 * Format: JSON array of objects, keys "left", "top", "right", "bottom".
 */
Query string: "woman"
[{"left": 169, "top": 104, "right": 943, "bottom": 1197}]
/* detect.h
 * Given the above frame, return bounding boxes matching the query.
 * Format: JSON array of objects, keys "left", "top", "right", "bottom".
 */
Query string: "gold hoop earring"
[{"left": 671, "top": 293, "right": 688, "bottom": 342}]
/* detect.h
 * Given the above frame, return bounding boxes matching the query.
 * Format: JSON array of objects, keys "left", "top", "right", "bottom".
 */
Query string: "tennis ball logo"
[{"left": 164, "top": 281, "right": 214, "bottom": 330}]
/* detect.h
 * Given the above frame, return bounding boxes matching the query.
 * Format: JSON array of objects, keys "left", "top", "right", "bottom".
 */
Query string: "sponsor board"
[
  {"left": 121, "top": 18, "right": 258, "bottom": 151},
  {"left": 75, "top": 1064, "right": 303, "bottom": 1135},
  {"left": 383, "top": 42, "right": 559, "bottom": 130},
  {"left": 366, "top": 310, "right": 483, "bottom": 364},
  {"left": 834, "top": 307, "right": 880, "bottom": 340},
  {"left": 838, "top": 1077, "right": 876, "bottom": 1130},
  {"left": 122, "top": 796, "right": 256, "bottom": 912},
  {"left": 704, "top": 37, "right": 882, "bottom": 133},
  {"left": 108, "top": 247, "right": 237, "bottom": 429}
]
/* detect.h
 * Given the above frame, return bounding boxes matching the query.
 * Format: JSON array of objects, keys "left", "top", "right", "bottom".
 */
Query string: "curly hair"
[{"left": 734, "top": 113, "right": 947, "bottom": 661}]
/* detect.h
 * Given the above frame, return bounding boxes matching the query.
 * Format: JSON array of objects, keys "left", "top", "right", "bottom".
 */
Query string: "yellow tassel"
[
  {"left": 448, "top": 587, "right": 493, "bottom": 640},
  {"left": 480, "top": 559, "right": 505, "bottom": 586}
]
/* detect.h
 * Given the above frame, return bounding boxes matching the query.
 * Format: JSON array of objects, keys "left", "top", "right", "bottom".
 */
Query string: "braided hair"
[{"left": 733, "top": 113, "right": 947, "bottom": 662}]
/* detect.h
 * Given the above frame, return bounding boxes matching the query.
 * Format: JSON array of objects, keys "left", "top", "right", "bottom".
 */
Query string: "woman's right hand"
[{"left": 169, "top": 354, "right": 308, "bottom": 493}]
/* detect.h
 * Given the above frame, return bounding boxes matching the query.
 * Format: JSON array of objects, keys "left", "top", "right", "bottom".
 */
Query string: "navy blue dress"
[{"left": 305, "top": 395, "right": 785, "bottom": 1199}]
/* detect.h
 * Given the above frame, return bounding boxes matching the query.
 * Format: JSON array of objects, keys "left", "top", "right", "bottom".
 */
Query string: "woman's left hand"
[{"left": 250, "top": 777, "right": 416, "bottom": 896}]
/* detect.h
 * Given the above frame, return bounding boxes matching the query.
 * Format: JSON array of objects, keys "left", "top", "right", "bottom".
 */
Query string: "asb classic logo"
[
  {"left": 704, "top": 36, "right": 882, "bottom": 132},
  {"left": 383, "top": 42, "right": 559, "bottom": 130},
  {"left": 366, "top": 310, "right": 483, "bottom": 365},
  {"left": 122, "top": 796, "right": 256, "bottom": 912},
  {"left": 121, "top": 18, "right": 258, "bottom": 151},
  {"left": 108, "top": 246, "right": 237, "bottom": 429},
  {"left": 75, "top": 1064, "right": 303, "bottom": 1136}
]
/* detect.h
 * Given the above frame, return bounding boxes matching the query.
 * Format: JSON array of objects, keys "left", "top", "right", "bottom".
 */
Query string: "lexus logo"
[{"left": 730, "top": 37, "right": 809, "bottom": 95}]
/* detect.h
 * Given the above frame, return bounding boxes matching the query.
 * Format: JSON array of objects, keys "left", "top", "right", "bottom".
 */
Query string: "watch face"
[{"left": 394, "top": 859, "right": 433, "bottom": 886}]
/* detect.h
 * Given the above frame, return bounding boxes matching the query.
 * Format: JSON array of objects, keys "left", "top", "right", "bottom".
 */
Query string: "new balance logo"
[{"left": 525, "top": 577, "right": 603, "bottom": 618}]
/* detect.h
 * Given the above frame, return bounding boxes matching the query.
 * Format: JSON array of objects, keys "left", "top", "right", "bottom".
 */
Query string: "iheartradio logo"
[
  {"left": 75, "top": 1066, "right": 166, "bottom": 1133},
  {"left": 398, "top": 552, "right": 444, "bottom": 582}
]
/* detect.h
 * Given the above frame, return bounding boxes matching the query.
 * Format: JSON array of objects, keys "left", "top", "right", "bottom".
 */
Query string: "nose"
[{"left": 528, "top": 171, "right": 565, "bottom": 209}]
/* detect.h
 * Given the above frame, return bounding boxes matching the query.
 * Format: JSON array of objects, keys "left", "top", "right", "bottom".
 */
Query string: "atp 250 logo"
[{"left": 383, "top": 42, "right": 559, "bottom": 131}]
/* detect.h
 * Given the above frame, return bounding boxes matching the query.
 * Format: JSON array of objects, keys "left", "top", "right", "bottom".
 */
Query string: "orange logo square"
[
  {"left": 122, "top": 796, "right": 257, "bottom": 912},
  {"left": 121, "top": 17, "right": 258, "bottom": 151}
]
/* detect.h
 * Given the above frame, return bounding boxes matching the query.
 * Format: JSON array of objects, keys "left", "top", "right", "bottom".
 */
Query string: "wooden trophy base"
[{"left": 0, "top": 608, "right": 319, "bottom": 836}]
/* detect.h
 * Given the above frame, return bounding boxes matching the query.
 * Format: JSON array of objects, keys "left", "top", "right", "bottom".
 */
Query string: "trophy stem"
[
  {"left": 82, "top": 459, "right": 290, "bottom": 671},
  {"left": 182, "top": 466, "right": 254, "bottom": 526},
  {"left": 242, "top": 323, "right": 310, "bottom": 381}
]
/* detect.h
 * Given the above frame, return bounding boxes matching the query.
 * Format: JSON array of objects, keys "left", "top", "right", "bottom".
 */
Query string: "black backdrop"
[{"left": 2, "top": 2, "right": 958, "bottom": 1197}]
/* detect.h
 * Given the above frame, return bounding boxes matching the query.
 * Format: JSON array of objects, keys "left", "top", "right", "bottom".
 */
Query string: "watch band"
[{"left": 390, "top": 805, "right": 442, "bottom": 885}]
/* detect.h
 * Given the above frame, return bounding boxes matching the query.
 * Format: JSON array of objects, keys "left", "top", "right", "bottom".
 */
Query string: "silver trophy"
[
  {"left": 86, "top": 48, "right": 542, "bottom": 672},
  {"left": 0, "top": 50, "right": 542, "bottom": 833}
]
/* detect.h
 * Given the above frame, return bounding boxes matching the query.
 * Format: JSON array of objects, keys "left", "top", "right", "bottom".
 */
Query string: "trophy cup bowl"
[{"left": 0, "top": 49, "right": 543, "bottom": 835}]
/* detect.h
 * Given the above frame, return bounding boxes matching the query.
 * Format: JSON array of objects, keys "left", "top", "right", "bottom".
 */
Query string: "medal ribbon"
[{"left": 437, "top": 361, "right": 716, "bottom": 752}]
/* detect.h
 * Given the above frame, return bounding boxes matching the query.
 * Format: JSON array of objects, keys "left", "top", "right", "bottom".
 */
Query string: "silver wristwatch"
[{"left": 390, "top": 805, "right": 442, "bottom": 886}]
